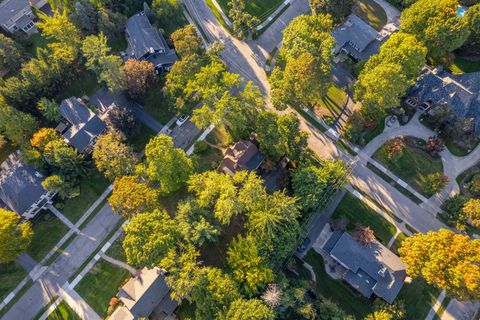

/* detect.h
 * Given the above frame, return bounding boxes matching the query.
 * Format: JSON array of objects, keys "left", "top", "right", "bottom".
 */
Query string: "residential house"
[
  {"left": 110, "top": 268, "right": 178, "bottom": 320},
  {"left": 0, "top": 0, "right": 50, "bottom": 34},
  {"left": 219, "top": 140, "right": 265, "bottom": 176},
  {"left": 408, "top": 67, "right": 480, "bottom": 134},
  {"left": 0, "top": 151, "right": 54, "bottom": 219},
  {"left": 322, "top": 230, "right": 407, "bottom": 304},
  {"left": 57, "top": 97, "right": 107, "bottom": 153},
  {"left": 124, "top": 12, "right": 178, "bottom": 73},
  {"left": 332, "top": 14, "right": 383, "bottom": 61}
]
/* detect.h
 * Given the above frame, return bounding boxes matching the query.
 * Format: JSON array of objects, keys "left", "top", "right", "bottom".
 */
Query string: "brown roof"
[{"left": 219, "top": 140, "right": 264, "bottom": 176}]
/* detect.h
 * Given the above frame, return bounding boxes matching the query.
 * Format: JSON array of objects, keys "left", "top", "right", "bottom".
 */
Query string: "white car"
[{"left": 176, "top": 115, "right": 190, "bottom": 126}]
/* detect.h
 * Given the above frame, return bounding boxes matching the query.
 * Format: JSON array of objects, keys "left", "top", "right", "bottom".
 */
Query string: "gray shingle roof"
[
  {"left": 126, "top": 12, "right": 168, "bottom": 60},
  {"left": 59, "top": 97, "right": 106, "bottom": 152},
  {"left": 0, "top": 151, "right": 47, "bottom": 215},
  {"left": 332, "top": 14, "right": 379, "bottom": 56},
  {"left": 324, "top": 231, "right": 407, "bottom": 304},
  {"left": 0, "top": 0, "right": 29, "bottom": 25}
]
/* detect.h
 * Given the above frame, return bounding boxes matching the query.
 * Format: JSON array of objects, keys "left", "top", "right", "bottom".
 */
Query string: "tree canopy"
[
  {"left": 308, "top": 0, "right": 355, "bottom": 23},
  {"left": 93, "top": 132, "right": 136, "bottom": 181},
  {"left": 226, "top": 299, "right": 275, "bottom": 320},
  {"left": 0, "top": 209, "right": 33, "bottom": 263},
  {"left": 109, "top": 176, "right": 159, "bottom": 218}
]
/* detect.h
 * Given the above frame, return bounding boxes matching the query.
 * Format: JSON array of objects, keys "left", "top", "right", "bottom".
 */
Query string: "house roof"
[
  {"left": 117, "top": 268, "right": 175, "bottom": 318},
  {"left": 332, "top": 15, "right": 379, "bottom": 55},
  {"left": 324, "top": 231, "right": 407, "bottom": 304},
  {"left": 0, "top": 151, "right": 47, "bottom": 215},
  {"left": 0, "top": 0, "right": 29, "bottom": 26},
  {"left": 59, "top": 97, "right": 106, "bottom": 152},
  {"left": 410, "top": 68, "right": 480, "bottom": 133},
  {"left": 220, "top": 140, "right": 265, "bottom": 176},
  {"left": 126, "top": 12, "right": 168, "bottom": 60}
]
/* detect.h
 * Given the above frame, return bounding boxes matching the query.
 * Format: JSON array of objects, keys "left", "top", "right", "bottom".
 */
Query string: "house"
[
  {"left": 57, "top": 97, "right": 107, "bottom": 153},
  {"left": 0, "top": 151, "right": 54, "bottom": 219},
  {"left": 110, "top": 268, "right": 178, "bottom": 320},
  {"left": 0, "top": 0, "right": 50, "bottom": 34},
  {"left": 219, "top": 140, "right": 265, "bottom": 176},
  {"left": 322, "top": 230, "right": 407, "bottom": 304},
  {"left": 332, "top": 14, "right": 382, "bottom": 61},
  {"left": 124, "top": 12, "right": 178, "bottom": 73},
  {"left": 408, "top": 67, "right": 480, "bottom": 134}
]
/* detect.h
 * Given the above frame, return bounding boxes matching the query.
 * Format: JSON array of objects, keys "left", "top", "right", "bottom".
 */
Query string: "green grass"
[
  {"left": 57, "top": 70, "right": 101, "bottom": 101},
  {"left": 34, "top": 296, "right": 57, "bottom": 320},
  {"left": 28, "top": 212, "right": 70, "bottom": 261},
  {"left": 373, "top": 143, "right": 444, "bottom": 197},
  {"left": 75, "top": 259, "right": 129, "bottom": 317},
  {"left": 47, "top": 301, "right": 80, "bottom": 320},
  {"left": 194, "top": 145, "right": 223, "bottom": 173},
  {"left": 397, "top": 278, "right": 441, "bottom": 320},
  {"left": 25, "top": 33, "right": 51, "bottom": 56},
  {"left": 206, "top": 125, "right": 230, "bottom": 146},
  {"left": 0, "top": 280, "right": 33, "bottom": 318},
  {"left": 105, "top": 237, "right": 127, "bottom": 262},
  {"left": 337, "top": 139, "right": 357, "bottom": 156},
  {"left": 332, "top": 192, "right": 397, "bottom": 245},
  {"left": 56, "top": 169, "right": 110, "bottom": 223},
  {"left": 390, "top": 232, "right": 408, "bottom": 254},
  {"left": 314, "top": 85, "right": 347, "bottom": 122},
  {"left": 298, "top": 109, "right": 328, "bottom": 132},
  {"left": 304, "top": 251, "right": 373, "bottom": 318},
  {"left": 128, "top": 124, "right": 157, "bottom": 153},
  {"left": 138, "top": 81, "right": 176, "bottom": 125},
  {"left": 216, "top": 0, "right": 284, "bottom": 20},
  {"left": 0, "top": 263, "right": 27, "bottom": 301},
  {"left": 449, "top": 56, "right": 480, "bottom": 74},
  {"left": 354, "top": 0, "right": 388, "bottom": 31},
  {"left": 205, "top": 0, "right": 232, "bottom": 32},
  {"left": 351, "top": 185, "right": 403, "bottom": 223}
]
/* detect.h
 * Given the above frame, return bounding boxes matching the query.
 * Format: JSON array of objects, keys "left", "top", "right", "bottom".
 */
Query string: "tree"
[
  {"left": 422, "top": 172, "right": 448, "bottom": 196},
  {"left": 171, "top": 24, "right": 204, "bottom": 58},
  {"left": 82, "top": 33, "right": 111, "bottom": 75},
  {"left": 37, "top": 11, "right": 83, "bottom": 53},
  {"left": 41, "top": 174, "right": 79, "bottom": 199},
  {"left": 143, "top": 134, "right": 193, "bottom": 195},
  {"left": 0, "top": 101, "right": 38, "bottom": 146},
  {"left": 465, "top": 4, "right": 480, "bottom": 53},
  {"left": 380, "top": 137, "right": 405, "bottom": 161},
  {"left": 30, "top": 128, "right": 61, "bottom": 152},
  {"left": 352, "top": 225, "right": 376, "bottom": 246},
  {"left": 191, "top": 267, "right": 241, "bottom": 319},
  {"left": 0, "top": 209, "right": 33, "bottom": 263},
  {"left": 398, "top": 229, "right": 480, "bottom": 300},
  {"left": 0, "top": 34, "right": 23, "bottom": 72},
  {"left": 261, "top": 284, "right": 282, "bottom": 308},
  {"left": 74, "top": 0, "right": 98, "bottom": 34},
  {"left": 123, "top": 59, "right": 157, "bottom": 99},
  {"left": 37, "top": 98, "right": 60, "bottom": 122},
  {"left": 292, "top": 160, "right": 348, "bottom": 212},
  {"left": 151, "top": 0, "right": 184, "bottom": 33},
  {"left": 175, "top": 199, "right": 221, "bottom": 245},
  {"left": 44, "top": 140, "right": 89, "bottom": 177},
  {"left": 99, "top": 55, "right": 126, "bottom": 93},
  {"left": 226, "top": 299, "right": 275, "bottom": 320},
  {"left": 103, "top": 105, "right": 139, "bottom": 138},
  {"left": 462, "top": 199, "right": 480, "bottom": 227},
  {"left": 97, "top": 8, "right": 127, "bottom": 41},
  {"left": 109, "top": 176, "right": 159, "bottom": 218},
  {"left": 227, "top": 235, "right": 274, "bottom": 296},
  {"left": 93, "top": 132, "right": 136, "bottom": 181},
  {"left": 308, "top": 0, "right": 355, "bottom": 23},
  {"left": 228, "top": 0, "right": 260, "bottom": 39},
  {"left": 400, "top": 0, "right": 470, "bottom": 57},
  {"left": 317, "top": 300, "right": 352, "bottom": 320},
  {"left": 426, "top": 136, "right": 445, "bottom": 157},
  {"left": 123, "top": 210, "right": 179, "bottom": 267}
]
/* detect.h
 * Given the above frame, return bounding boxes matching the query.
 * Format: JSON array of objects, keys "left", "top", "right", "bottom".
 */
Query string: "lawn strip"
[
  {"left": 0, "top": 280, "right": 34, "bottom": 318},
  {"left": 397, "top": 278, "right": 441, "bottom": 320},
  {"left": 46, "top": 300, "right": 80, "bottom": 320},
  {"left": 28, "top": 212, "right": 70, "bottom": 261},
  {"left": 0, "top": 263, "right": 27, "bottom": 301}
]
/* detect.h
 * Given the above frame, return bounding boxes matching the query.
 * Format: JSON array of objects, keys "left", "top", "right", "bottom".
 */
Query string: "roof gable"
[
  {"left": 0, "top": 0, "right": 30, "bottom": 25},
  {"left": 126, "top": 12, "right": 168, "bottom": 60},
  {"left": 332, "top": 14, "right": 379, "bottom": 53}
]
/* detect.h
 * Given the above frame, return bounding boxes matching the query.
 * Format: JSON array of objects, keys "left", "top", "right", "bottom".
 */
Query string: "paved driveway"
[{"left": 170, "top": 120, "right": 201, "bottom": 149}]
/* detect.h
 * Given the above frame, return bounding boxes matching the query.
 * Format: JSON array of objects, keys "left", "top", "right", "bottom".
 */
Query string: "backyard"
[
  {"left": 332, "top": 192, "right": 398, "bottom": 246},
  {"left": 353, "top": 0, "right": 387, "bottom": 31},
  {"left": 128, "top": 124, "right": 157, "bottom": 153},
  {"left": 0, "top": 263, "right": 26, "bottom": 301},
  {"left": 28, "top": 211, "right": 70, "bottom": 261},
  {"left": 373, "top": 138, "right": 444, "bottom": 197},
  {"left": 313, "top": 85, "right": 348, "bottom": 126}
]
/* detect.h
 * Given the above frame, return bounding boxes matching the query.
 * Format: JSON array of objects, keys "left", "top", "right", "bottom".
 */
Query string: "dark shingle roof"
[
  {"left": 59, "top": 97, "right": 106, "bottom": 152},
  {"left": 0, "top": 0, "right": 29, "bottom": 26},
  {"left": 220, "top": 140, "right": 265, "bottom": 175},
  {"left": 324, "top": 231, "right": 406, "bottom": 304},
  {"left": 332, "top": 15, "right": 379, "bottom": 55},
  {"left": 0, "top": 151, "right": 47, "bottom": 215},
  {"left": 126, "top": 12, "right": 168, "bottom": 60}
]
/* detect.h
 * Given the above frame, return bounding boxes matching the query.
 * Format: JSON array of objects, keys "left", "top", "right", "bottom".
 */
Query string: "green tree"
[
  {"left": 37, "top": 98, "right": 60, "bottom": 122},
  {"left": 228, "top": 0, "right": 260, "bottom": 39},
  {"left": 30, "top": 128, "right": 61, "bottom": 152},
  {"left": 175, "top": 199, "right": 221, "bottom": 245},
  {"left": 465, "top": 3, "right": 480, "bottom": 53},
  {"left": 143, "top": 134, "right": 193, "bottom": 195},
  {"left": 292, "top": 160, "right": 348, "bottom": 212},
  {"left": 0, "top": 101, "right": 38, "bottom": 146},
  {"left": 74, "top": 0, "right": 98, "bottom": 34},
  {"left": 317, "top": 300, "right": 352, "bottom": 320},
  {"left": 37, "top": 10, "right": 83, "bottom": 53},
  {"left": 99, "top": 55, "right": 125, "bottom": 93},
  {"left": 123, "top": 59, "right": 157, "bottom": 99},
  {"left": 151, "top": 0, "right": 184, "bottom": 33},
  {"left": 308, "top": 0, "right": 355, "bottom": 23},
  {"left": 123, "top": 210, "right": 179, "bottom": 267},
  {"left": 400, "top": 0, "right": 469, "bottom": 57},
  {"left": 109, "top": 176, "right": 159, "bottom": 218},
  {"left": 399, "top": 229, "right": 480, "bottom": 300},
  {"left": 0, "top": 34, "right": 23, "bottom": 72},
  {"left": 171, "top": 24, "right": 204, "bottom": 58},
  {"left": 462, "top": 198, "right": 480, "bottom": 228},
  {"left": 43, "top": 139, "right": 90, "bottom": 177},
  {"left": 41, "top": 174, "right": 79, "bottom": 199},
  {"left": 227, "top": 235, "right": 274, "bottom": 296},
  {"left": 0, "top": 209, "right": 33, "bottom": 263},
  {"left": 93, "top": 132, "right": 136, "bottom": 181},
  {"left": 226, "top": 299, "right": 275, "bottom": 320},
  {"left": 422, "top": 172, "right": 448, "bottom": 196},
  {"left": 97, "top": 8, "right": 127, "bottom": 41},
  {"left": 82, "top": 33, "right": 111, "bottom": 75}
]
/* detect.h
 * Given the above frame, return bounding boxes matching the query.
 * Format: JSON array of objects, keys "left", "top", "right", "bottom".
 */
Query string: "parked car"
[
  {"left": 297, "top": 238, "right": 311, "bottom": 253},
  {"left": 176, "top": 115, "right": 190, "bottom": 126}
]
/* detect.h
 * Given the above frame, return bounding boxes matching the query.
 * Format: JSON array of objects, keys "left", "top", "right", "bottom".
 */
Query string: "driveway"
[{"left": 170, "top": 120, "right": 201, "bottom": 149}]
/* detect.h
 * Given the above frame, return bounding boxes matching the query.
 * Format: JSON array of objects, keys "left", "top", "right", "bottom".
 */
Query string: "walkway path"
[
  {"left": 372, "top": 0, "right": 400, "bottom": 23},
  {"left": 101, "top": 253, "right": 137, "bottom": 276},
  {"left": 48, "top": 205, "right": 80, "bottom": 234},
  {"left": 59, "top": 285, "right": 101, "bottom": 320}
]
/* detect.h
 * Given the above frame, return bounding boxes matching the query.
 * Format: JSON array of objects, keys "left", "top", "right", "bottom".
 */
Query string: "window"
[{"left": 23, "top": 21, "right": 35, "bottom": 32}]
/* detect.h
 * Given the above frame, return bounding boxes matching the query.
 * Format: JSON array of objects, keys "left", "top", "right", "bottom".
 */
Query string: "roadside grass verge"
[
  {"left": 28, "top": 211, "right": 69, "bottom": 261},
  {"left": 0, "top": 263, "right": 27, "bottom": 301}
]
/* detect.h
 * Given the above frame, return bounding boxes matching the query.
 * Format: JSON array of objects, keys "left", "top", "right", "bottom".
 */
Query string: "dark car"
[{"left": 297, "top": 238, "right": 311, "bottom": 253}]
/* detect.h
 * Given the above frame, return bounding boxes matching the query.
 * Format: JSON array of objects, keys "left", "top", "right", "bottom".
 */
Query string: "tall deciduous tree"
[
  {"left": 0, "top": 209, "right": 33, "bottom": 263},
  {"left": 0, "top": 34, "right": 24, "bottom": 72},
  {"left": 143, "top": 134, "right": 193, "bottom": 195},
  {"left": 74, "top": 0, "right": 98, "bottom": 34},
  {"left": 400, "top": 0, "right": 469, "bottom": 57},
  {"left": 226, "top": 299, "right": 275, "bottom": 320},
  {"left": 151, "top": 0, "right": 184, "bottom": 33},
  {"left": 175, "top": 199, "right": 221, "bottom": 245},
  {"left": 37, "top": 98, "right": 60, "bottom": 122},
  {"left": 97, "top": 8, "right": 127, "bottom": 41},
  {"left": 109, "top": 176, "right": 159, "bottom": 218},
  {"left": 171, "top": 24, "right": 204, "bottom": 58},
  {"left": 41, "top": 174, "right": 79, "bottom": 199},
  {"left": 0, "top": 101, "right": 38, "bottom": 146},
  {"left": 123, "top": 210, "right": 179, "bottom": 267},
  {"left": 399, "top": 229, "right": 480, "bottom": 300},
  {"left": 123, "top": 59, "right": 157, "bottom": 99},
  {"left": 93, "top": 132, "right": 136, "bottom": 181},
  {"left": 227, "top": 235, "right": 274, "bottom": 296},
  {"left": 44, "top": 139, "right": 89, "bottom": 177},
  {"left": 37, "top": 11, "right": 83, "bottom": 54},
  {"left": 103, "top": 105, "right": 139, "bottom": 139},
  {"left": 465, "top": 4, "right": 480, "bottom": 53},
  {"left": 228, "top": 0, "right": 260, "bottom": 39},
  {"left": 462, "top": 199, "right": 480, "bottom": 227},
  {"left": 30, "top": 128, "right": 61, "bottom": 152},
  {"left": 308, "top": 0, "right": 355, "bottom": 23}
]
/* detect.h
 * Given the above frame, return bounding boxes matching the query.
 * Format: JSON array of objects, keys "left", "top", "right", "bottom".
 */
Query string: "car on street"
[{"left": 176, "top": 115, "right": 190, "bottom": 126}]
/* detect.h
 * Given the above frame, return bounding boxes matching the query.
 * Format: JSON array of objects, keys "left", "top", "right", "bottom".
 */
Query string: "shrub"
[
  {"left": 426, "top": 136, "right": 445, "bottom": 157},
  {"left": 380, "top": 138, "right": 405, "bottom": 161},
  {"left": 442, "top": 195, "right": 468, "bottom": 230},
  {"left": 469, "top": 174, "right": 480, "bottom": 196},
  {"left": 194, "top": 140, "right": 208, "bottom": 154},
  {"left": 423, "top": 173, "right": 448, "bottom": 196}
]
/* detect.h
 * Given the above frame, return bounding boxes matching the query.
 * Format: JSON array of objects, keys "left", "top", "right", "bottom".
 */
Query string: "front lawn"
[
  {"left": 390, "top": 232, "right": 408, "bottom": 254},
  {"left": 354, "top": 0, "right": 388, "bottom": 31},
  {"left": 304, "top": 251, "right": 373, "bottom": 318},
  {"left": 47, "top": 301, "right": 80, "bottom": 320},
  {"left": 313, "top": 85, "right": 347, "bottom": 125},
  {"left": 449, "top": 56, "right": 480, "bottom": 74},
  {"left": 138, "top": 82, "right": 175, "bottom": 125},
  {"left": 56, "top": 169, "right": 110, "bottom": 223},
  {"left": 105, "top": 236, "right": 127, "bottom": 262},
  {"left": 28, "top": 211, "right": 70, "bottom": 261},
  {"left": 373, "top": 138, "right": 444, "bottom": 197},
  {"left": 75, "top": 259, "right": 129, "bottom": 317},
  {"left": 332, "top": 192, "right": 397, "bottom": 245},
  {"left": 128, "top": 124, "right": 157, "bottom": 153},
  {"left": 57, "top": 70, "right": 101, "bottom": 101},
  {"left": 0, "top": 262, "right": 27, "bottom": 301},
  {"left": 194, "top": 145, "right": 223, "bottom": 173},
  {"left": 397, "top": 278, "right": 441, "bottom": 320},
  {"left": 216, "top": 0, "right": 284, "bottom": 20}
]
